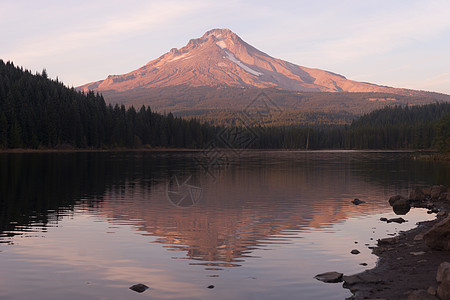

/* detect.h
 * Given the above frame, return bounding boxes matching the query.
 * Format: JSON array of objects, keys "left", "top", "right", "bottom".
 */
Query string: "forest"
[{"left": 1, "top": 59, "right": 449, "bottom": 152}]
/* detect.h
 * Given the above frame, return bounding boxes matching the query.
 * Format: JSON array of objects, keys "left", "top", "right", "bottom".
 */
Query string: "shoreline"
[{"left": 343, "top": 194, "right": 450, "bottom": 299}]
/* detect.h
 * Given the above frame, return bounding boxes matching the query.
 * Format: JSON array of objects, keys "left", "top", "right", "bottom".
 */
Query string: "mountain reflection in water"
[{"left": 0, "top": 151, "right": 448, "bottom": 300}]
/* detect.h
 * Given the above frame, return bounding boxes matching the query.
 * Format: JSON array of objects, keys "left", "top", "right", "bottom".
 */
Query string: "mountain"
[
  {"left": 78, "top": 29, "right": 450, "bottom": 124},
  {"left": 79, "top": 28, "right": 435, "bottom": 94}
]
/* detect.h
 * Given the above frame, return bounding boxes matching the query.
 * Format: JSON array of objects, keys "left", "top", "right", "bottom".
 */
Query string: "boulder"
[
  {"left": 389, "top": 195, "right": 407, "bottom": 206},
  {"left": 437, "top": 262, "right": 450, "bottom": 283},
  {"left": 350, "top": 249, "right": 360, "bottom": 255},
  {"left": 424, "top": 216, "right": 450, "bottom": 250},
  {"left": 437, "top": 282, "right": 450, "bottom": 300},
  {"left": 410, "top": 188, "right": 426, "bottom": 201},
  {"left": 314, "top": 271, "right": 343, "bottom": 283},
  {"left": 431, "top": 185, "right": 448, "bottom": 199},
  {"left": 393, "top": 198, "right": 411, "bottom": 215},
  {"left": 423, "top": 188, "right": 432, "bottom": 196},
  {"left": 351, "top": 198, "right": 365, "bottom": 205},
  {"left": 129, "top": 283, "right": 149, "bottom": 293},
  {"left": 387, "top": 217, "right": 406, "bottom": 224}
]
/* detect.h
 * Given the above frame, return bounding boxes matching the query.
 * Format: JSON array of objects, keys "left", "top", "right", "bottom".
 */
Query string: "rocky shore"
[
  {"left": 316, "top": 185, "right": 450, "bottom": 299},
  {"left": 345, "top": 185, "right": 450, "bottom": 300}
]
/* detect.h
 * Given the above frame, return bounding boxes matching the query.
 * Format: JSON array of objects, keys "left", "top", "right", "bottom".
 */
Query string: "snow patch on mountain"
[
  {"left": 224, "top": 51, "right": 262, "bottom": 76},
  {"left": 216, "top": 41, "right": 227, "bottom": 49}
]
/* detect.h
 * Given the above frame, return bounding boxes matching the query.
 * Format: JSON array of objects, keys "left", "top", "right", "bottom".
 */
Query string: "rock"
[
  {"left": 437, "top": 282, "right": 450, "bottom": 300},
  {"left": 428, "top": 286, "right": 437, "bottom": 296},
  {"left": 378, "top": 237, "right": 398, "bottom": 246},
  {"left": 438, "top": 211, "right": 448, "bottom": 217},
  {"left": 387, "top": 217, "right": 406, "bottom": 224},
  {"left": 351, "top": 249, "right": 360, "bottom": 255},
  {"left": 207, "top": 285, "right": 215, "bottom": 289},
  {"left": 447, "top": 193, "right": 450, "bottom": 201},
  {"left": 372, "top": 247, "right": 385, "bottom": 255},
  {"left": 431, "top": 185, "right": 447, "bottom": 199},
  {"left": 352, "top": 198, "right": 366, "bottom": 205},
  {"left": 389, "top": 195, "right": 407, "bottom": 206},
  {"left": 392, "top": 197, "right": 411, "bottom": 215},
  {"left": 410, "top": 251, "right": 426, "bottom": 256},
  {"left": 440, "top": 193, "right": 449, "bottom": 201},
  {"left": 407, "top": 289, "right": 438, "bottom": 300},
  {"left": 423, "top": 188, "right": 432, "bottom": 196},
  {"left": 343, "top": 274, "right": 382, "bottom": 285},
  {"left": 380, "top": 217, "right": 388, "bottom": 222},
  {"left": 360, "top": 263, "right": 368, "bottom": 266},
  {"left": 437, "top": 262, "right": 450, "bottom": 283},
  {"left": 414, "top": 234, "right": 424, "bottom": 241},
  {"left": 424, "top": 216, "right": 450, "bottom": 250},
  {"left": 314, "top": 271, "right": 343, "bottom": 283},
  {"left": 410, "top": 188, "right": 426, "bottom": 201},
  {"left": 129, "top": 283, "right": 149, "bottom": 293}
]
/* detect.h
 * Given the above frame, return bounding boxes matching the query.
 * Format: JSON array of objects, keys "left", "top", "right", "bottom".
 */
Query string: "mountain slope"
[{"left": 79, "top": 28, "right": 437, "bottom": 95}]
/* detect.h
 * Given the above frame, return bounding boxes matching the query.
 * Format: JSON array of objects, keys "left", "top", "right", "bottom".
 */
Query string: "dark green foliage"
[
  {"left": 235, "top": 103, "right": 450, "bottom": 150},
  {"left": 0, "top": 60, "right": 217, "bottom": 149},
  {"left": 436, "top": 113, "right": 450, "bottom": 152}
]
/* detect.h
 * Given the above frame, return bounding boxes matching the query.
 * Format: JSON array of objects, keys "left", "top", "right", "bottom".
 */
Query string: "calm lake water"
[{"left": 0, "top": 151, "right": 449, "bottom": 300}]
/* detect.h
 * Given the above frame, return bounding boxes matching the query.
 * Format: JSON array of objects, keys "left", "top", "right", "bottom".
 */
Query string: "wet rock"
[
  {"left": 424, "top": 216, "right": 450, "bottom": 250},
  {"left": 378, "top": 237, "right": 398, "bottom": 246},
  {"left": 360, "top": 263, "right": 368, "bottom": 266},
  {"left": 207, "top": 285, "right": 215, "bottom": 289},
  {"left": 410, "top": 188, "right": 426, "bottom": 201},
  {"left": 314, "top": 271, "right": 343, "bottom": 283},
  {"left": 387, "top": 217, "right": 406, "bottom": 224},
  {"left": 352, "top": 198, "right": 366, "bottom": 205},
  {"left": 129, "top": 283, "right": 149, "bottom": 293},
  {"left": 351, "top": 249, "right": 360, "bottom": 255},
  {"left": 407, "top": 289, "right": 438, "bottom": 300},
  {"left": 431, "top": 185, "right": 447, "bottom": 199},
  {"left": 380, "top": 217, "right": 388, "bottom": 222},
  {"left": 437, "top": 262, "right": 450, "bottom": 283}
]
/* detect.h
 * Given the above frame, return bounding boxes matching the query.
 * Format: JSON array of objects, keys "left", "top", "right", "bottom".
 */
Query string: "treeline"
[
  {"left": 1, "top": 60, "right": 449, "bottom": 151},
  {"left": 249, "top": 103, "right": 450, "bottom": 150},
  {"left": 0, "top": 60, "right": 217, "bottom": 149}
]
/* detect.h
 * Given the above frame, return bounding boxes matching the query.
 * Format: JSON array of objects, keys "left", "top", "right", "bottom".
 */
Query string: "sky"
[{"left": 1, "top": 0, "right": 450, "bottom": 94}]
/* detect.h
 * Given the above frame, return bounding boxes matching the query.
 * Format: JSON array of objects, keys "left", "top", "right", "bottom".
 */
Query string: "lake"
[{"left": 0, "top": 151, "right": 448, "bottom": 299}]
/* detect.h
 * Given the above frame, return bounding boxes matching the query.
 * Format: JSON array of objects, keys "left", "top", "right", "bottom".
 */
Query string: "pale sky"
[{"left": 1, "top": 0, "right": 450, "bottom": 94}]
